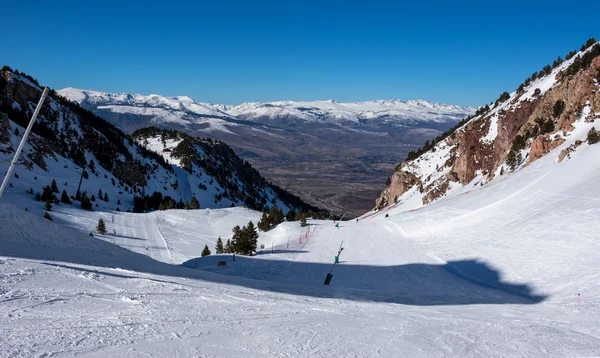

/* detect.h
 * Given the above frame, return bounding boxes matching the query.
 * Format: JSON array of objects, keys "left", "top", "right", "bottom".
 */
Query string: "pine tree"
[
  {"left": 553, "top": 100, "right": 566, "bottom": 118},
  {"left": 246, "top": 221, "right": 258, "bottom": 254},
  {"left": 61, "top": 190, "right": 71, "bottom": 204},
  {"left": 587, "top": 127, "right": 599, "bottom": 144},
  {"left": 215, "top": 237, "right": 224, "bottom": 254},
  {"left": 286, "top": 208, "right": 296, "bottom": 222},
  {"left": 44, "top": 211, "right": 53, "bottom": 221},
  {"left": 231, "top": 225, "right": 242, "bottom": 253},
  {"left": 104, "top": 192, "right": 108, "bottom": 202},
  {"left": 97, "top": 218, "right": 106, "bottom": 234},
  {"left": 268, "top": 205, "right": 284, "bottom": 227},
  {"left": 300, "top": 214, "right": 307, "bottom": 227},
  {"left": 51, "top": 179, "right": 59, "bottom": 193},
  {"left": 506, "top": 150, "right": 518, "bottom": 170},
  {"left": 189, "top": 196, "right": 200, "bottom": 209},
  {"left": 98, "top": 189, "right": 103, "bottom": 199},
  {"left": 45, "top": 200, "right": 52, "bottom": 211},
  {"left": 258, "top": 211, "right": 270, "bottom": 231},
  {"left": 225, "top": 239, "right": 233, "bottom": 253},
  {"left": 201, "top": 244, "right": 211, "bottom": 257},
  {"left": 81, "top": 192, "right": 93, "bottom": 210}
]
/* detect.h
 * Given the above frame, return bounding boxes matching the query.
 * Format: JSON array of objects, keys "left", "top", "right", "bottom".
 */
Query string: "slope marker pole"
[{"left": 0, "top": 87, "right": 49, "bottom": 201}]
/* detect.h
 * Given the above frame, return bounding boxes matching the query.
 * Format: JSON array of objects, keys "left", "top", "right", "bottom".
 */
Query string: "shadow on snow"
[{"left": 1, "top": 221, "right": 546, "bottom": 306}]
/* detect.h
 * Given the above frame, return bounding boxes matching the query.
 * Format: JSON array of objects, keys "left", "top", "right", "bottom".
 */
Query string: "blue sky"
[{"left": 4, "top": 0, "right": 599, "bottom": 107}]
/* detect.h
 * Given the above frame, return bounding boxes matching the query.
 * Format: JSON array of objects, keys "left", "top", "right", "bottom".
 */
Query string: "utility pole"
[
  {"left": 0, "top": 87, "right": 49, "bottom": 201},
  {"left": 75, "top": 161, "right": 86, "bottom": 198}
]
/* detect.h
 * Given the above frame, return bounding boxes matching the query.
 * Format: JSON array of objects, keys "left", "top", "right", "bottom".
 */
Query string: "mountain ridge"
[{"left": 375, "top": 38, "right": 600, "bottom": 213}]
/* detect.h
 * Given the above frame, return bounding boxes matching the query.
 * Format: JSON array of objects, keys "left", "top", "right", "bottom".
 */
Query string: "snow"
[
  {"left": 227, "top": 99, "right": 475, "bottom": 124},
  {"left": 58, "top": 88, "right": 475, "bottom": 128},
  {"left": 2, "top": 127, "right": 600, "bottom": 356}
]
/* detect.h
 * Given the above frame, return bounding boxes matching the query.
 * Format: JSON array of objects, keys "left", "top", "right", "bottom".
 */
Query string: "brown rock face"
[
  {"left": 529, "top": 136, "right": 566, "bottom": 163},
  {"left": 453, "top": 117, "right": 493, "bottom": 184},
  {"left": 422, "top": 179, "right": 450, "bottom": 205},
  {"left": 375, "top": 169, "right": 419, "bottom": 208},
  {"left": 493, "top": 98, "right": 540, "bottom": 166},
  {"left": 375, "top": 46, "right": 600, "bottom": 211}
]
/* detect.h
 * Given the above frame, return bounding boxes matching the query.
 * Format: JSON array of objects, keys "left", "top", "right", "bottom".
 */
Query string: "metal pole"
[
  {"left": 287, "top": 235, "right": 290, "bottom": 249},
  {"left": 271, "top": 240, "right": 276, "bottom": 253},
  {"left": 0, "top": 87, "right": 49, "bottom": 201},
  {"left": 76, "top": 161, "right": 86, "bottom": 197}
]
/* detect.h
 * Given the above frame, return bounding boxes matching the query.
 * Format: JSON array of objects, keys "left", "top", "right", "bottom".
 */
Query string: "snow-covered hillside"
[
  {"left": 1, "top": 123, "right": 600, "bottom": 356},
  {"left": 376, "top": 38, "right": 600, "bottom": 212},
  {"left": 0, "top": 69, "right": 317, "bottom": 214}
]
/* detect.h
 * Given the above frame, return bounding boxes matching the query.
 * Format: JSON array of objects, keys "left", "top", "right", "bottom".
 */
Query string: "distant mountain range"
[{"left": 58, "top": 88, "right": 474, "bottom": 215}]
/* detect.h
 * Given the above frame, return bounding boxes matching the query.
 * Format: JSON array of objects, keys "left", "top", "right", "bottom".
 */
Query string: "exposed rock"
[
  {"left": 557, "top": 140, "right": 583, "bottom": 163},
  {"left": 376, "top": 42, "right": 600, "bottom": 211},
  {"left": 422, "top": 179, "right": 450, "bottom": 205},
  {"left": 375, "top": 170, "right": 419, "bottom": 208},
  {"left": 529, "top": 136, "right": 566, "bottom": 163}
]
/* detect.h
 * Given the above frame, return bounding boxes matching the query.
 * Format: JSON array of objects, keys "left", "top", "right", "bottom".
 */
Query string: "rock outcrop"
[{"left": 376, "top": 40, "right": 600, "bottom": 211}]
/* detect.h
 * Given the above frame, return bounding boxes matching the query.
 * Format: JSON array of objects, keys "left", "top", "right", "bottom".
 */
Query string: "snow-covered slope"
[
  {"left": 2, "top": 125, "right": 600, "bottom": 356},
  {"left": 376, "top": 39, "right": 600, "bottom": 212}
]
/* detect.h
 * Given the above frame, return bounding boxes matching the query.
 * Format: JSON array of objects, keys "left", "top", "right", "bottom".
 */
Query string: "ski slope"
[{"left": 2, "top": 140, "right": 600, "bottom": 356}]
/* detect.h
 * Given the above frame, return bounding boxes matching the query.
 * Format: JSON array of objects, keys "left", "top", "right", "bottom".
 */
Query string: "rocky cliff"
[{"left": 376, "top": 39, "right": 600, "bottom": 212}]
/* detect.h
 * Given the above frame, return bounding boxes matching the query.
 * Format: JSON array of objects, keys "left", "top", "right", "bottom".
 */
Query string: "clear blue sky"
[{"left": 4, "top": 0, "right": 599, "bottom": 107}]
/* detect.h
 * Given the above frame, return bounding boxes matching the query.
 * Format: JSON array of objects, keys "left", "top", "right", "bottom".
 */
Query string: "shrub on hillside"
[{"left": 588, "top": 127, "right": 599, "bottom": 144}]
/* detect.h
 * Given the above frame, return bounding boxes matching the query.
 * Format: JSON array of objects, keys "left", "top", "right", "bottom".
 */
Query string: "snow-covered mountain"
[
  {"left": 0, "top": 69, "right": 319, "bottom": 214},
  {"left": 58, "top": 89, "right": 474, "bottom": 215},
  {"left": 376, "top": 38, "right": 600, "bottom": 212},
  {"left": 59, "top": 88, "right": 474, "bottom": 128},
  {"left": 226, "top": 99, "right": 474, "bottom": 125}
]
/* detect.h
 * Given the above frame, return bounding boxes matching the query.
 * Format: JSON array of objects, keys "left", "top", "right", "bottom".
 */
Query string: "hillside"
[
  {"left": 58, "top": 88, "right": 474, "bottom": 215},
  {"left": 376, "top": 38, "right": 600, "bottom": 211},
  {"left": 0, "top": 68, "right": 317, "bottom": 215}
]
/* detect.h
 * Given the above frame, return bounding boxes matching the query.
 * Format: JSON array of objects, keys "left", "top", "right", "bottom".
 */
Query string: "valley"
[{"left": 59, "top": 89, "right": 473, "bottom": 216}]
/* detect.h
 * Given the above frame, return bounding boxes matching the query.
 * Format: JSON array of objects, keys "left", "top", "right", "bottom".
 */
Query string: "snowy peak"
[
  {"left": 58, "top": 88, "right": 231, "bottom": 118},
  {"left": 58, "top": 87, "right": 474, "bottom": 126},
  {"left": 226, "top": 98, "right": 474, "bottom": 124}
]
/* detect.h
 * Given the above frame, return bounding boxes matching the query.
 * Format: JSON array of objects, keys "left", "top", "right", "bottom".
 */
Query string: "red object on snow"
[{"left": 217, "top": 261, "right": 227, "bottom": 267}]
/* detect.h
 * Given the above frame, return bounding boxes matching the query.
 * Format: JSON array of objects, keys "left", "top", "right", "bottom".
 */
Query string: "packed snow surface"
[{"left": 1, "top": 138, "right": 600, "bottom": 356}]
